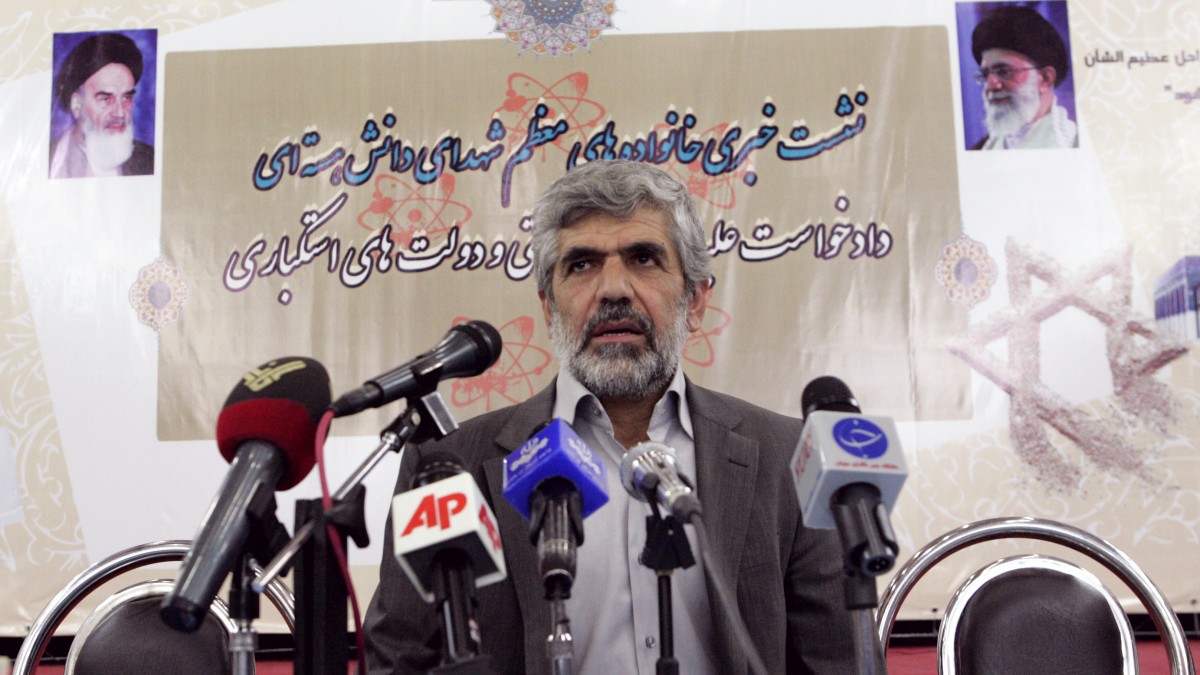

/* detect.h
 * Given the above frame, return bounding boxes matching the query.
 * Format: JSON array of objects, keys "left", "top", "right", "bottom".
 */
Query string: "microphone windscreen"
[
  {"left": 411, "top": 450, "right": 467, "bottom": 489},
  {"left": 215, "top": 357, "right": 331, "bottom": 490},
  {"left": 453, "top": 320, "right": 503, "bottom": 373},
  {"left": 801, "top": 375, "right": 861, "bottom": 417}
]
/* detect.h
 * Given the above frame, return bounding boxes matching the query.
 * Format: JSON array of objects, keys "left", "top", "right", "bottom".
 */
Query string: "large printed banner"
[
  {"left": 1, "top": 0, "right": 1198, "bottom": 639},
  {"left": 159, "top": 28, "right": 968, "bottom": 440}
]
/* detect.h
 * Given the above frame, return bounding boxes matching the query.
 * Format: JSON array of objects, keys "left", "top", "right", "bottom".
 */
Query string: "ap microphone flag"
[{"left": 392, "top": 470, "right": 506, "bottom": 603}]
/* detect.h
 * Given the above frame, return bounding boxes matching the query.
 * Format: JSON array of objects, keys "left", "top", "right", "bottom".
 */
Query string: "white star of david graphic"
[{"left": 947, "top": 240, "right": 1188, "bottom": 491}]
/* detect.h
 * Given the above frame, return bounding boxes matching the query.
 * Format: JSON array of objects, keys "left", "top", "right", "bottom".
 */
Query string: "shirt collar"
[{"left": 552, "top": 365, "right": 693, "bottom": 439}]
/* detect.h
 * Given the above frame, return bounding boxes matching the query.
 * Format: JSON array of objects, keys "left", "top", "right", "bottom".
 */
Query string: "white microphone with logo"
[
  {"left": 391, "top": 450, "right": 505, "bottom": 669},
  {"left": 791, "top": 375, "right": 907, "bottom": 609}
]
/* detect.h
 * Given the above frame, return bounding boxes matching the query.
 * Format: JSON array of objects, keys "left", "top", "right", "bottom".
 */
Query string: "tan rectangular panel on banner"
[{"left": 160, "top": 28, "right": 968, "bottom": 439}]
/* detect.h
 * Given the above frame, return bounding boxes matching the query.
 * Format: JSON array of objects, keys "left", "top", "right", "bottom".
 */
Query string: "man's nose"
[
  {"left": 984, "top": 73, "right": 1004, "bottom": 91},
  {"left": 112, "top": 98, "right": 132, "bottom": 118},
  {"left": 596, "top": 258, "right": 633, "bottom": 301}
]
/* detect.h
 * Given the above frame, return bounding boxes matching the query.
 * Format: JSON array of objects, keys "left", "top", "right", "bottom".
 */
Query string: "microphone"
[
  {"left": 330, "top": 320, "right": 502, "bottom": 417},
  {"left": 391, "top": 451, "right": 505, "bottom": 664},
  {"left": 501, "top": 419, "right": 608, "bottom": 595},
  {"left": 502, "top": 419, "right": 607, "bottom": 672},
  {"left": 161, "top": 356, "right": 331, "bottom": 632},
  {"left": 620, "top": 441, "right": 702, "bottom": 522},
  {"left": 791, "top": 376, "right": 907, "bottom": 585}
]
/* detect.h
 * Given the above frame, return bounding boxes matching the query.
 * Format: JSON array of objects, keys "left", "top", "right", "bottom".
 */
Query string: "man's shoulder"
[
  {"left": 455, "top": 401, "right": 527, "bottom": 434},
  {"left": 122, "top": 141, "right": 154, "bottom": 176},
  {"left": 686, "top": 380, "right": 803, "bottom": 438}
]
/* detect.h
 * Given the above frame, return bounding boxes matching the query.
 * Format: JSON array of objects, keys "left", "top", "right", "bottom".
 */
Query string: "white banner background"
[{"left": 0, "top": 0, "right": 1197, "bottom": 636}]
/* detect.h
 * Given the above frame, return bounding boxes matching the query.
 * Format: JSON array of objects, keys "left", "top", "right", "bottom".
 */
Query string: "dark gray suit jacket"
[{"left": 363, "top": 380, "right": 873, "bottom": 674}]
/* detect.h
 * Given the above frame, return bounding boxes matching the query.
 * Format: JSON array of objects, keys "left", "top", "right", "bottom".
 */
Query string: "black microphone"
[
  {"left": 330, "top": 321, "right": 502, "bottom": 417},
  {"left": 161, "top": 356, "right": 331, "bottom": 632}
]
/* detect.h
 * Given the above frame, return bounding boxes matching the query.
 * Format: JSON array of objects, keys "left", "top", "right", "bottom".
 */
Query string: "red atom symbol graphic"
[
  {"left": 357, "top": 173, "right": 471, "bottom": 248},
  {"left": 682, "top": 305, "right": 732, "bottom": 367},
  {"left": 450, "top": 315, "right": 553, "bottom": 411},
  {"left": 494, "top": 72, "right": 606, "bottom": 157}
]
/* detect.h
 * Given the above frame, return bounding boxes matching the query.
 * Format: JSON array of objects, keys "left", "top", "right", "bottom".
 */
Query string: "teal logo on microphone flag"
[{"left": 832, "top": 418, "right": 888, "bottom": 459}]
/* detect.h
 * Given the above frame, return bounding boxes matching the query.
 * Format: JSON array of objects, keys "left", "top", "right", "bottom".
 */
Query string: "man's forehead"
[
  {"left": 980, "top": 47, "right": 1036, "bottom": 67},
  {"left": 81, "top": 62, "right": 136, "bottom": 93},
  {"left": 558, "top": 208, "right": 674, "bottom": 250}
]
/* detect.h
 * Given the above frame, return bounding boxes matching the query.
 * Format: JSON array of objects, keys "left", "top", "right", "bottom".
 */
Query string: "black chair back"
[
  {"left": 70, "top": 592, "right": 233, "bottom": 675},
  {"left": 942, "top": 555, "right": 1132, "bottom": 675}
]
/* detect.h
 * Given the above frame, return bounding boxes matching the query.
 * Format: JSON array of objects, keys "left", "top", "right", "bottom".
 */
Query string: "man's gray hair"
[{"left": 530, "top": 160, "right": 712, "bottom": 301}]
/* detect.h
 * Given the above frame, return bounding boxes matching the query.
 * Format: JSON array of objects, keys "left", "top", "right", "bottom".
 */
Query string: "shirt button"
[{"left": 645, "top": 635, "right": 656, "bottom": 648}]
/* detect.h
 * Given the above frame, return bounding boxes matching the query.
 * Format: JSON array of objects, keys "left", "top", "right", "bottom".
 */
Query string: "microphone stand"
[
  {"left": 429, "top": 551, "right": 494, "bottom": 674},
  {"left": 638, "top": 500, "right": 695, "bottom": 675},
  {"left": 291, "top": 485, "right": 369, "bottom": 675},
  {"left": 252, "top": 392, "right": 461, "bottom": 675},
  {"left": 528, "top": 482, "right": 585, "bottom": 675},
  {"left": 214, "top": 480, "right": 291, "bottom": 675},
  {"left": 229, "top": 554, "right": 260, "bottom": 675}
]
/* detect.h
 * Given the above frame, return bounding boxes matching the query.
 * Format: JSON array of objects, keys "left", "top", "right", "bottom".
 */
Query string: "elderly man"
[
  {"left": 363, "top": 161, "right": 873, "bottom": 674},
  {"left": 50, "top": 32, "right": 154, "bottom": 178},
  {"left": 970, "top": 6, "right": 1078, "bottom": 150}
]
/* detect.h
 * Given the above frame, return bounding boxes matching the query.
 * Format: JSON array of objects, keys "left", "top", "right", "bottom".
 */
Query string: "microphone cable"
[
  {"left": 689, "top": 512, "right": 769, "bottom": 675},
  {"left": 315, "top": 408, "right": 368, "bottom": 675},
  {"left": 856, "top": 606, "right": 879, "bottom": 675}
]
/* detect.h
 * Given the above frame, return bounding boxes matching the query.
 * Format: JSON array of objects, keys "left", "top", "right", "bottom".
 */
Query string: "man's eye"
[{"left": 566, "top": 259, "right": 591, "bottom": 273}]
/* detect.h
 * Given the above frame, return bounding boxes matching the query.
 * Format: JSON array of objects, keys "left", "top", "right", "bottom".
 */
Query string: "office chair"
[
  {"left": 939, "top": 553, "right": 1135, "bottom": 674},
  {"left": 876, "top": 517, "right": 1192, "bottom": 675},
  {"left": 66, "top": 579, "right": 237, "bottom": 674},
  {"left": 13, "top": 540, "right": 295, "bottom": 675}
]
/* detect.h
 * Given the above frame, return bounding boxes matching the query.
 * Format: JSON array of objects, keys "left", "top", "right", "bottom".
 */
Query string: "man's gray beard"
[
  {"left": 983, "top": 75, "right": 1042, "bottom": 138},
  {"left": 81, "top": 115, "right": 135, "bottom": 172},
  {"left": 548, "top": 298, "right": 691, "bottom": 401}
]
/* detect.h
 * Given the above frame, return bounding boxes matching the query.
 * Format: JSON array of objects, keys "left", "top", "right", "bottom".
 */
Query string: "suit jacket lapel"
[
  {"left": 479, "top": 385, "right": 556, "bottom": 673},
  {"left": 688, "top": 381, "right": 759, "bottom": 675}
]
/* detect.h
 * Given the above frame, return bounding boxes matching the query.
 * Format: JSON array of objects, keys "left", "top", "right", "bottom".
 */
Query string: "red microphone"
[
  {"left": 214, "top": 357, "right": 331, "bottom": 488},
  {"left": 161, "top": 356, "right": 331, "bottom": 632}
]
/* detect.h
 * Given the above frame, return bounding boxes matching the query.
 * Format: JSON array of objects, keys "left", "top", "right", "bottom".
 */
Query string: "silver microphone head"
[{"left": 620, "top": 442, "right": 700, "bottom": 519}]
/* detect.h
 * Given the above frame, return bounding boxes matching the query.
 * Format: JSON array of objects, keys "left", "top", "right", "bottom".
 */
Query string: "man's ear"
[
  {"left": 539, "top": 289, "right": 553, "bottom": 328},
  {"left": 1037, "top": 66, "right": 1056, "bottom": 91},
  {"left": 69, "top": 92, "right": 81, "bottom": 118},
  {"left": 686, "top": 279, "right": 711, "bottom": 333}
]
